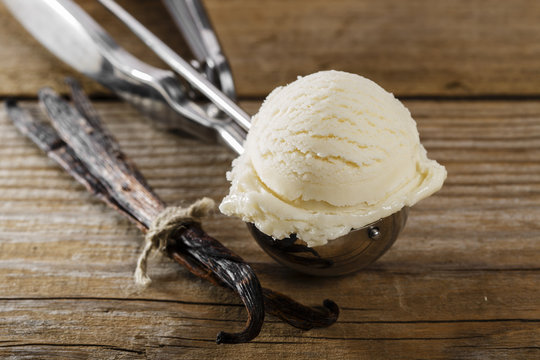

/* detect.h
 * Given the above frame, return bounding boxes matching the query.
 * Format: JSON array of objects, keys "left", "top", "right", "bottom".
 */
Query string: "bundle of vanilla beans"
[{"left": 6, "top": 79, "right": 338, "bottom": 344}]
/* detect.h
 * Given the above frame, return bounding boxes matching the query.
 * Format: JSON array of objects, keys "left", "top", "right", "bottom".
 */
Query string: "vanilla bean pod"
[
  {"left": 36, "top": 88, "right": 265, "bottom": 344},
  {"left": 5, "top": 100, "right": 143, "bottom": 231},
  {"left": 5, "top": 85, "right": 339, "bottom": 343}
]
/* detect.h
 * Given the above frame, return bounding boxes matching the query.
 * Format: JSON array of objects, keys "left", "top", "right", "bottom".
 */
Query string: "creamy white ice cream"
[{"left": 220, "top": 70, "right": 446, "bottom": 247}]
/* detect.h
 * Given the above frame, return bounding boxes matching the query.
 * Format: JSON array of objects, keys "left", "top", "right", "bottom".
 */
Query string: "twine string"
[{"left": 134, "top": 197, "right": 215, "bottom": 286}]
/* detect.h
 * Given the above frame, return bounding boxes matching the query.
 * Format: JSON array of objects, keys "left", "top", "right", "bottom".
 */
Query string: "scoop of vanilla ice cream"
[{"left": 220, "top": 70, "right": 446, "bottom": 247}]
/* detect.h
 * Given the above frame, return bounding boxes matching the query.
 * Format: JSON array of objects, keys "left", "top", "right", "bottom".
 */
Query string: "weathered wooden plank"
[
  {"left": 0, "top": 298, "right": 539, "bottom": 359},
  {"left": 1, "top": 100, "right": 539, "bottom": 358},
  {"left": 2, "top": 0, "right": 540, "bottom": 97}
]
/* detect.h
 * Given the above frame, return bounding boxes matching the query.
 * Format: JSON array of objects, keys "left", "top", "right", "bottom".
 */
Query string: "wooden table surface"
[{"left": 1, "top": 1, "right": 539, "bottom": 359}]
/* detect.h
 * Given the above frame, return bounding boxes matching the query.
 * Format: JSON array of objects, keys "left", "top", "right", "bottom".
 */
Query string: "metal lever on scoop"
[
  {"left": 162, "top": 0, "right": 237, "bottom": 100},
  {"left": 98, "top": 0, "right": 251, "bottom": 134}
]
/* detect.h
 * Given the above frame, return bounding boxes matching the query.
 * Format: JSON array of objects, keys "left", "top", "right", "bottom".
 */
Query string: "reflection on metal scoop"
[{"left": 248, "top": 208, "right": 408, "bottom": 276}]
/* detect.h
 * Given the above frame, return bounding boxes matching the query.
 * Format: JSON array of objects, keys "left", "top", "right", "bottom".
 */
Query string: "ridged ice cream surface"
[{"left": 220, "top": 70, "right": 446, "bottom": 247}]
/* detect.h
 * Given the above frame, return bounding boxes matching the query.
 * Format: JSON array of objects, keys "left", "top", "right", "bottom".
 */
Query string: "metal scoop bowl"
[{"left": 248, "top": 208, "right": 408, "bottom": 276}]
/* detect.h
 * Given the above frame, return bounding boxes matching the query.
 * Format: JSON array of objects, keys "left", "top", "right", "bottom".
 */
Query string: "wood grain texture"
[
  {"left": 1, "top": 100, "right": 539, "bottom": 359},
  {"left": 2, "top": 0, "right": 540, "bottom": 98}
]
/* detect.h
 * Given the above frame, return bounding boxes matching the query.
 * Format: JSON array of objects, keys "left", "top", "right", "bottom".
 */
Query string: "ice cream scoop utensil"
[
  {"left": 98, "top": 3, "right": 424, "bottom": 275},
  {"left": 4, "top": 1, "right": 417, "bottom": 275}
]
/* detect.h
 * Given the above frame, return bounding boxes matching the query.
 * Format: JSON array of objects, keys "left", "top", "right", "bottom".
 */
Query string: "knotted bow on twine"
[{"left": 134, "top": 197, "right": 216, "bottom": 286}]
